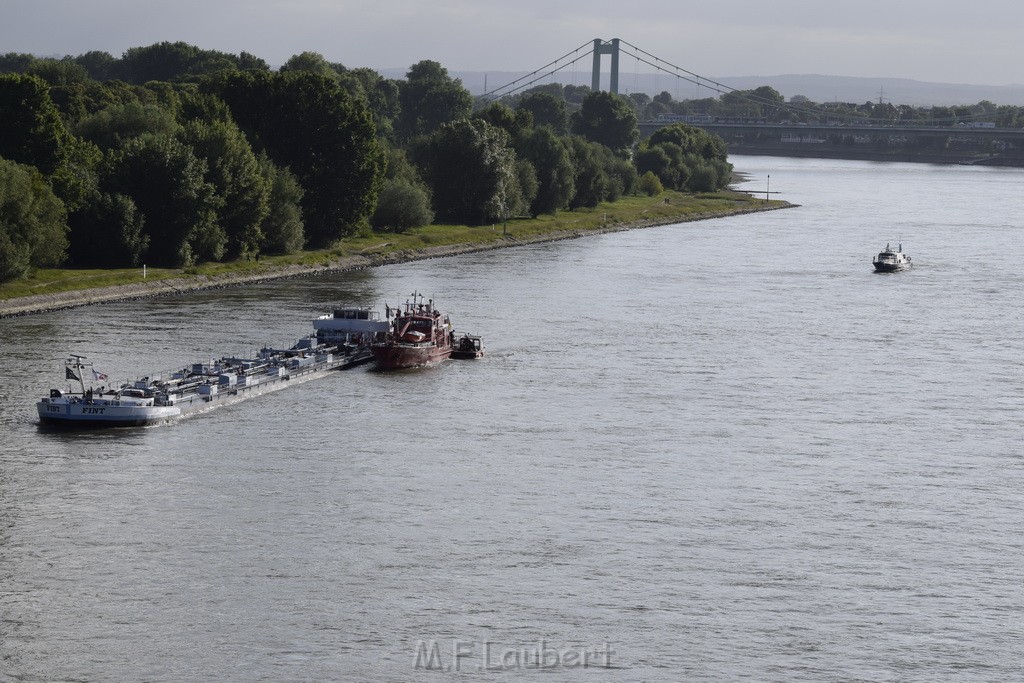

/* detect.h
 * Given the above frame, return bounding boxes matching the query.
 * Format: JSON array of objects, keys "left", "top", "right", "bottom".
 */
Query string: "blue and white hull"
[{"left": 37, "top": 316, "right": 376, "bottom": 429}]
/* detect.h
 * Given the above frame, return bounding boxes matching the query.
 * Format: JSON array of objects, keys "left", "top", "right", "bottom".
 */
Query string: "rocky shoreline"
[{"left": 0, "top": 202, "right": 794, "bottom": 317}]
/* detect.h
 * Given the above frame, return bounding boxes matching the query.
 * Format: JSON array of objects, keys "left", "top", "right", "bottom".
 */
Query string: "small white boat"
[{"left": 873, "top": 242, "right": 912, "bottom": 272}]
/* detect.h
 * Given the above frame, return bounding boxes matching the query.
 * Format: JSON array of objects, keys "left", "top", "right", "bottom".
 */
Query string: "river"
[{"left": 2, "top": 156, "right": 1023, "bottom": 681}]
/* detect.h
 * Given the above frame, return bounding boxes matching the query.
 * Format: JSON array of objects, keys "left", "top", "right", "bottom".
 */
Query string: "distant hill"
[{"left": 377, "top": 69, "right": 1024, "bottom": 107}]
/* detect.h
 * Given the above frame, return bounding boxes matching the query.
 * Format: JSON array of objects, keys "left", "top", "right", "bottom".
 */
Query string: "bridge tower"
[{"left": 591, "top": 38, "right": 620, "bottom": 94}]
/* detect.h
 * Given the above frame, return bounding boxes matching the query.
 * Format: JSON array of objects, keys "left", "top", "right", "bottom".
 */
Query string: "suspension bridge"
[{"left": 479, "top": 39, "right": 1024, "bottom": 158}]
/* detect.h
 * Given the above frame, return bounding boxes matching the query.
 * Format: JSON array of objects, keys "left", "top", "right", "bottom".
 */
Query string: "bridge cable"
[
  {"left": 619, "top": 39, "right": 974, "bottom": 126},
  {"left": 480, "top": 40, "right": 594, "bottom": 100},
  {"left": 619, "top": 43, "right": 872, "bottom": 123},
  {"left": 480, "top": 49, "right": 595, "bottom": 101}
]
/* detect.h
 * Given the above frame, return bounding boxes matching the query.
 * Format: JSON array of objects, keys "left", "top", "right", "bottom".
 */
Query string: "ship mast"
[{"left": 67, "top": 354, "right": 89, "bottom": 395}]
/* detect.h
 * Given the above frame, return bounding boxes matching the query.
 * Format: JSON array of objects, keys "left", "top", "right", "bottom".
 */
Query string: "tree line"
[
  {"left": 628, "top": 85, "right": 1024, "bottom": 128},
  {"left": 0, "top": 42, "right": 733, "bottom": 283}
]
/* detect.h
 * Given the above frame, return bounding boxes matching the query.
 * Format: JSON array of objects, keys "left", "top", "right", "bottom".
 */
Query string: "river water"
[{"left": 2, "top": 156, "right": 1023, "bottom": 681}]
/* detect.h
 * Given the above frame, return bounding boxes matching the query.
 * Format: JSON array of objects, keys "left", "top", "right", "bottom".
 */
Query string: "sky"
[{"left": 5, "top": 0, "right": 1023, "bottom": 87}]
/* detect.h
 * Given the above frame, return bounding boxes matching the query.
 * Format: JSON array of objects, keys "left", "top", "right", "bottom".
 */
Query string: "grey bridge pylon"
[{"left": 591, "top": 38, "right": 620, "bottom": 94}]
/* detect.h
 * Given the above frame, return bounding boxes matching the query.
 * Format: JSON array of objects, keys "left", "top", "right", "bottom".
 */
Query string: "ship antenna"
[{"left": 66, "top": 354, "right": 88, "bottom": 395}]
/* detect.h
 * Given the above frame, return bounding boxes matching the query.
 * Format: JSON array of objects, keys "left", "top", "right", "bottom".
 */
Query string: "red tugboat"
[{"left": 371, "top": 292, "right": 454, "bottom": 370}]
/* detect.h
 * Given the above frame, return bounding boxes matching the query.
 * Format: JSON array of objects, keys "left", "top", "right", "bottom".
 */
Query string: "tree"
[
  {"left": 475, "top": 102, "right": 532, "bottom": 148},
  {"left": 517, "top": 127, "right": 574, "bottom": 216},
  {"left": 628, "top": 93, "right": 651, "bottom": 107},
  {"left": 412, "top": 119, "right": 518, "bottom": 225},
  {"left": 347, "top": 68, "right": 400, "bottom": 142},
  {"left": 0, "top": 73, "right": 98, "bottom": 211},
  {"left": 68, "top": 192, "right": 148, "bottom": 267},
  {"left": 687, "top": 160, "right": 720, "bottom": 192},
  {"left": 565, "top": 136, "right": 609, "bottom": 210},
  {"left": 638, "top": 171, "right": 663, "bottom": 196},
  {"left": 640, "top": 122, "right": 731, "bottom": 191},
  {"left": 571, "top": 91, "right": 638, "bottom": 157},
  {"left": 25, "top": 58, "right": 91, "bottom": 88},
  {"left": 75, "top": 101, "right": 179, "bottom": 150},
  {"left": 279, "top": 52, "right": 338, "bottom": 80},
  {"left": 371, "top": 179, "right": 434, "bottom": 231},
  {"left": 0, "top": 53, "right": 37, "bottom": 74},
  {"left": 0, "top": 157, "right": 68, "bottom": 281},
  {"left": 102, "top": 134, "right": 222, "bottom": 267},
  {"left": 518, "top": 92, "right": 569, "bottom": 134},
  {"left": 114, "top": 42, "right": 246, "bottom": 84},
  {"left": 396, "top": 60, "right": 473, "bottom": 141},
  {"left": 257, "top": 153, "right": 304, "bottom": 254},
  {"left": 73, "top": 51, "right": 117, "bottom": 81},
  {"left": 596, "top": 144, "right": 637, "bottom": 200},
  {"left": 178, "top": 118, "right": 270, "bottom": 259},
  {"left": 237, "top": 52, "right": 270, "bottom": 72},
  {"left": 647, "top": 123, "right": 728, "bottom": 162},
  {"left": 382, "top": 147, "right": 424, "bottom": 185},
  {"left": 634, "top": 145, "right": 675, "bottom": 189},
  {"left": 720, "top": 86, "right": 783, "bottom": 118},
  {"left": 627, "top": 93, "right": 652, "bottom": 121},
  {"left": 202, "top": 70, "right": 384, "bottom": 246},
  {"left": 513, "top": 158, "right": 538, "bottom": 216}
]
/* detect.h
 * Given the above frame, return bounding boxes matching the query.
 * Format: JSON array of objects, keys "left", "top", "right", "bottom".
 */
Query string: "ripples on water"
[{"left": 2, "top": 157, "right": 1024, "bottom": 680}]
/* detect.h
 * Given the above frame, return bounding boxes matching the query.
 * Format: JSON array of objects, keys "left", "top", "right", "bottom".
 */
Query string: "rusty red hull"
[{"left": 371, "top": 342, "right": 452, "bottom": 370}]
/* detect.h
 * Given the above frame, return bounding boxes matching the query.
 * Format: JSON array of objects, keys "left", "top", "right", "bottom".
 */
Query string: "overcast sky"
[{"left": 5, "top": 0, "right": 1023, "bottom": 86}]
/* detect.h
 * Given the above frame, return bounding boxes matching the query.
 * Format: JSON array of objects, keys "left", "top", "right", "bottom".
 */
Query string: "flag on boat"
[
  {"left": 65, "top": 367, "right": 80, "bottom": 381},
  {"left": 92, "top": 368, "right": 108, "bottom": 381}
]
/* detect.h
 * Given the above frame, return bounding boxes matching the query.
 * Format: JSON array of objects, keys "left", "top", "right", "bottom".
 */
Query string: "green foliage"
[
  {"left": 102, "top": 134, "right": 222, "bottom": 267},
  {"left": 176, "top": 91, "right": 233, "bottom": 125},
  {"left": 412, "top": 118, "right": 518, "bottom": 225},
  {"left": 346, "top": 68, "right": 400, "bottom": 142},
  {"left": 475, "top": 102, "right": 533, "bottom": 148},
  {"left": 396, "top": 60, "right": 473, "bottom": 142},
  {"left": 517, "top": 92, "right": 569, "bottom": 134},
  {"left": 279, "top": 52, "right": 339, "bottom": 80},
  {"left": 383, "top": 147, "right": 423, "bottom": 184},
  {"left": 596, "top": 145, "right": 637, "bottom": 200},
  {"left": 68, "top": 192, "right": 148, "bottom": 267},
  {"left": 177, "top": 118, "right": 270, "bottom": 259},
  {"left": 73, "top": 51, "right": 117, "bottom": 81},
  {"left": 720, "top": 86, "right": 784, "bottom": 118},
  {"left": 25, "top": 58, "right": 91, "bottom": 88},
  {"left": 648, "top": 123, "right": 728, "bottom": 162},
  {"left": 565, "top": 136, "right": 609, "bottom": 210},
  {"left": 0, "top": 157, "right": 68, "bottom": 281},
  {"left": 257, "top": 153, "right": 304, "bottom": 254},
  {"left": 638, "top": 171, "right": 664, "bottom": 196},
  {"left": 687, "top": 163, "right": 720, "bottom": 192},
  {"left": 75, "top": 101, "right": 179, "bottom": 150},
  {"left": 0, "top": 73, "right": 75, "bottom": 175},
  {"left": 0, "top": 53, "right": 37, "bottom": 74},
  {"left": 115, "top": 42, "right": 244, "bottom": 84},
  {"left": 513, "top": 158, "right": 539, "bottom": 216},
  {"left": 0, "top": 73, "right": 99, "bottom": 211},
  {"left": 202, "top": 69, "right": 384, "bottom": 246},
  {"left": 517, "top": 127, "right": 574, "bottom": 216},
  {"left": 373, "top": 146, "right": 433, "bottom": 230},
  {"left": 638, "top": 123, "right": 731, "bottom": 192},
  {"left": 635, "top": 144, "right": 677, "bottom": 189},
  {"left": 371, "top": 178, "right": 434, "bottom": 232},
  {"left": 238, "top": 52, "right": 270, "bottom": 72},
  {"left": 571, "top": 91, "right": 638, "bottom": 158}
]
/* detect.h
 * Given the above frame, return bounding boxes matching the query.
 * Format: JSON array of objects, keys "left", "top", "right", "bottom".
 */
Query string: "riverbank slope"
[{"left": 0, "top": 190, "right": 793, "bottom": 317}]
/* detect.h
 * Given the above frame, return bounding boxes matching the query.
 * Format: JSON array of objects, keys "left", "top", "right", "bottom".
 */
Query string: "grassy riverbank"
[{"left": 0, "top": 189, "right": 793, "bottom": 316}]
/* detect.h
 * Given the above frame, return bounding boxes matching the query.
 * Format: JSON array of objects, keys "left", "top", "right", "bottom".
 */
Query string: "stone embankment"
[{"left": 0, "top": 202, "right": 793, "bottom": 317}]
